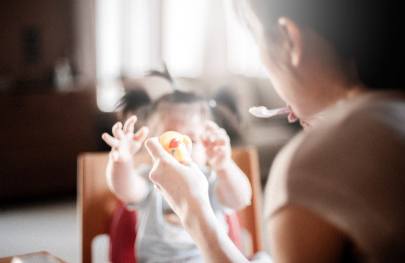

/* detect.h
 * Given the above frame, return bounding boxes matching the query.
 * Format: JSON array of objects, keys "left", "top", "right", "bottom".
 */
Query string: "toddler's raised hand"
[
  {"left": 201, "top": 120, "right": 231, "bottom": 171},
  {"left": 102, "top": 115, "right": 149, "bottom": 163}
]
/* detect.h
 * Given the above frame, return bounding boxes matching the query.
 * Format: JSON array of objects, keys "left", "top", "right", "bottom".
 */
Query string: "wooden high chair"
[{"left": 78, "top": 146, "right": 264, "bottom": 263}]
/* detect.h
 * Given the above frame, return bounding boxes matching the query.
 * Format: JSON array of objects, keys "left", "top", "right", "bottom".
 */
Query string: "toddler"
[{"left": 102, "top": 69, "right": 252, "bottom": 262}]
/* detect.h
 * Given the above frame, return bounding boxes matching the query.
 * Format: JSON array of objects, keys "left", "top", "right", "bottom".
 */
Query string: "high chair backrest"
[
  {"left": 78, "top": 146, "right": 264, "bottom": 263},
  {"left": 231, "top": 146, "right": 264, "bottom": 255}
]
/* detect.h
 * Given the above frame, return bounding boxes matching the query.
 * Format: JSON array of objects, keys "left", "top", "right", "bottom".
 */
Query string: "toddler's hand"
[
  {"left": 102, "top": 115, "right": 149, "bottom": 163},
  {"left": 201, "top": 120, "right": 231, "bottom": 171}
]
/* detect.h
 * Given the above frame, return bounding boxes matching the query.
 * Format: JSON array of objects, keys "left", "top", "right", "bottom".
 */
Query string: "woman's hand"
[
  {"left": 102, "top": 115, "right": 149, "bottom": 163},
  {"left": 145, "top": 137, "right": 210, "bottom": 221},
  {"left": 146, "top": 137, "right": 249, "bottom": 262},
  {"left": 201, "top": 120, "right": 232, "bottom": 171}
]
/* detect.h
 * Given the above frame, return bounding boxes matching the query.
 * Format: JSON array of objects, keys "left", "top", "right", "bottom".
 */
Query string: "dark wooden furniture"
[{"left": 0, "top": 88, "right": 98, "bottom": 203}]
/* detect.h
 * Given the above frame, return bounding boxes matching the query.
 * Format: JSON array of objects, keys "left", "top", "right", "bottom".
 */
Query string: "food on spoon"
[{"left": 159, "top": 131, "right": 192, "bottom": 162}]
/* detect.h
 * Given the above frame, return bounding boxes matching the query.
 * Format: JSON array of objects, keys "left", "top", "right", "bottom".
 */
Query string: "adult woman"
[{"left": 145, "top": 0, "right": 405, "bottom": 262}]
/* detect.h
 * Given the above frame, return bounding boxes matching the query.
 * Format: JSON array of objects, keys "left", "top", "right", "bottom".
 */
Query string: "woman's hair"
[{"left": 239, "top": 0, "right": 405, "bottom": 90}]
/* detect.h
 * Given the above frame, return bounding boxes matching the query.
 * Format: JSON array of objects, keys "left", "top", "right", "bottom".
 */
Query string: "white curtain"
[
  {"left": 223, "top": 0, "right": 267, "bottom": 78},
  {"left": 96, "top": 0, "right": 161, "bottom": 81},
  {"left": 77, "top": 0, "right": 266, "bottom": 111},
  {"left": 162, "top": 0, "right": 208, "bottom": 77}
]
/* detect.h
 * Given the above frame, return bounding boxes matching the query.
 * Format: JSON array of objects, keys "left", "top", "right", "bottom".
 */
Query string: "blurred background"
[{"left": 0, "top": 0, "right": 301, "bottom": 261}]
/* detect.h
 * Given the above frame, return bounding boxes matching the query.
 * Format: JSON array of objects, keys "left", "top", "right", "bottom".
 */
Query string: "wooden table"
[{"left": 0, "top": 251, "right": 67, "bottom": 263}]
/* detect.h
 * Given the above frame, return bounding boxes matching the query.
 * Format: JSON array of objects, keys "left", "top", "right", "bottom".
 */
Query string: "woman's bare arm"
[
  {"left": 146, "top": 137, "right": 249, "bottom": 262},
  {"left": 268, "top": 205, "right": 348, "bottom": 263},
  {"left": 102, "top": 115, "right": 149, "bottom": 204}
]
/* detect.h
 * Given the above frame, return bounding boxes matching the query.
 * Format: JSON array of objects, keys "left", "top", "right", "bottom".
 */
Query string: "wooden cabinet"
[{"left": 0, "top": 88, "right": 99, "bottom": 202}]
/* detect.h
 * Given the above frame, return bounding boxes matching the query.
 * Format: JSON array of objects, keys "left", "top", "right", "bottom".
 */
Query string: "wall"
[
  {"left": 0, "top": 1, "right": 101, "bottom": 203},
  {"left": 0, "top": 0, "right": 74, "bottom": 87},
  {"left": 0, "top": 89, "right": 99, "bottom": 202}
]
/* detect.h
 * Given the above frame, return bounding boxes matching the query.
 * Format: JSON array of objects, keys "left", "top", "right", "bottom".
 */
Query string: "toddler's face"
[{"left": 148, "top": 105, "right": 208, "bottom": 168}]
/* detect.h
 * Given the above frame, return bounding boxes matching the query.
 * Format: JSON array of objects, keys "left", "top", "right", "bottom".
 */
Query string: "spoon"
[{"left": 249, "top": 106, "right": 291, "bottom": 118}]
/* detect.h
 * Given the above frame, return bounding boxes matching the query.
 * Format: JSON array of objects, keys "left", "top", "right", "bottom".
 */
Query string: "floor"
[
  {"left": 0, "top": 195, "right": 79, "bottom": 263},
  {"left": 0, "top": 194, "right": 271, "bottom": 263}
]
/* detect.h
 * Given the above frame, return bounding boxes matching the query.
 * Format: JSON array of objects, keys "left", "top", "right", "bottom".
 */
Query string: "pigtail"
[
  {"left": 145, "top": 62, "right": 179, "bottom": 91},
  {"left": 115, "top": 88, "right": 151, "bottom": 115},
  {"left": 210, "top": 85, "right": 244, "bottom": 143},
  {"left": 145, "top": 63, "right": 213, "bottom": 128},
  {"left": 115, "top": 87, "right": 151, "bottom": 129}
]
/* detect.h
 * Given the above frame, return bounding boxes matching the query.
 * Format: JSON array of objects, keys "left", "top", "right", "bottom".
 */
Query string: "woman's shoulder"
[
  {"left": 307, "top": 90, "right": 405, "bottom": 140},
  {"left": 265, "top": 92, "right": 405, "bottom": 260},
  {"left": 333, "top": 90, "right": 405, "bottom": 123},
  {"left": 299, "top": 91, "right": 404, "bottom": 162},
  {"left": 265, "top": 90, "right": 405, "bottom": 215}
]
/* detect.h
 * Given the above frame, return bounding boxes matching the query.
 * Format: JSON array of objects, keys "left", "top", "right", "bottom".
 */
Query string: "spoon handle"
[{"left": 249, "top": 106, "right": 291, "bottom": 118}]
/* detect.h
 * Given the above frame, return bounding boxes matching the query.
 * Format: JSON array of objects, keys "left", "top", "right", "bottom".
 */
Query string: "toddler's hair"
[
  {"left": 144, "top": 64, "right": 212, "bottom": 123},
  {"left": 146, "top": 90, "right": 212, "bottom": 120},
  {"left": 116, "top": 88, "right": 151, "bottom": 119},
  {"left": 115, "top": 64, "right": 244, "bottom": 142},
  {"left": 210, "top": 85, "right": 243, "bottom": 142}
]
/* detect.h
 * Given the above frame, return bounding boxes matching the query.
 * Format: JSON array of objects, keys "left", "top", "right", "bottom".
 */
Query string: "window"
[
  {"left": 223, "top": 0, "right": 267, "bottom": 78},
  {"left": 162, "top": 0, "right": 208, "bottom": 77},
  {"left": 95, "top": 0, "right": 265, "bottom": 112},
  {"left": 95, "top": 0, "right": 160, "bottom": 111}
]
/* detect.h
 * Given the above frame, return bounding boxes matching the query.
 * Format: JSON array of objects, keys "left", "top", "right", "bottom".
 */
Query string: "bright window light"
[
  {"left": 94, "top": 0, "right": 267, "bottom": 112},
  {"left": 96, "top": 80, "right": 125, "bottom": 112},
  {"left": 96, "top": 0, "right": 121, "bottom": 82},
  {"left": 224, "top": 0, "right": 267, "bottom": 78},
  {"left": 121, "top": 0, "right": 154, "bottom": 77},
  {"left": 162, "top": 0, "right": 208, "bottom": 77},
  {"left": 95, "top": 0, "right": 156, "bottom": 112}
]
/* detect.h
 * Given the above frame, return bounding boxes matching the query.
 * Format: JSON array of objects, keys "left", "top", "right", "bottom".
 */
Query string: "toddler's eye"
[{"left": 171, "top": 149, "right": 175, "bottom": 155}]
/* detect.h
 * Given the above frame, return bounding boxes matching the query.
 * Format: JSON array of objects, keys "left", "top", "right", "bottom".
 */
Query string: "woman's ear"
[{"left": 277, "top": 17, "right": 303, "bottom": 67}]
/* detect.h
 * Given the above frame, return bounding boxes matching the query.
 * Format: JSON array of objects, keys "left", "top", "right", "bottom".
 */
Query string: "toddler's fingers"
[
  {"left": 212, "top": 137, "right": 227, "bottom": 146},
  {"left": 203, "top": 130, "right": 216, "bottom": 143},
  {"left": 102, "top": 133, "right": 119, "bottom": 148},
  {"left": 213, "top": 145, "right": 227, "bottom": 152},
  {"left": 112, "top": 122, "right": 123, "bottom": 139},
  {"left": 205, "top": 124, "right": 228, "bottom": 141},
  {"left": 201, "top": 133, "right": 219, "bottom": 150},
  {"left": 210, "top": 127, "right": 228, "bottom": 139},
  {"left": 205, "top": 120, "right": 219, "bottom": 131},
  {"left": 200, "top": 134, "right": 211, "bottom": 148},
  {"left": 109, "top": 150, "right": 119, "bottom": 162},
  {"left": 212, "top": 129, "right": 230, "bottom": 146},
  {"left": 123, "top": 115, "right": 137, "bottom": 134},
  {"left": 133, "top": 126, "right": 149, "bottom": 142},
  {"left": 203, "top": 135, "right": 227, "bottom": 149},
  {"left": 115, "top": 126, "right": 126, "bottom": 140}
]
